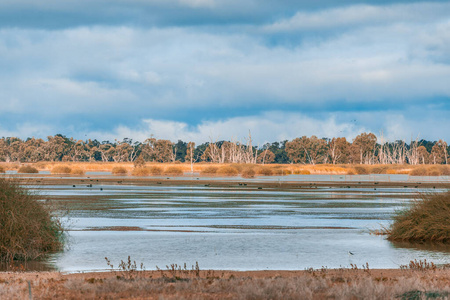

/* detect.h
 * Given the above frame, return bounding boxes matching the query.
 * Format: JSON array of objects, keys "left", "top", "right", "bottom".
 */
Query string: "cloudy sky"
[{"left": 1, "top": 0, "right": 449, "bottom": 145}]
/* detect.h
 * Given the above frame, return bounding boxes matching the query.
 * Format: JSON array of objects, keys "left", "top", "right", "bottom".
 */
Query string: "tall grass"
[
  {"left": 0, "top": 166, "right": 4, "bottom": 173},
  {"left": 387, "top": 191, "right": 450, "bottom": 242},
  {"left": 0, "top": 179, "right": 63, "bottom": 262},
  {"left": 163, "top": 166, "right": 184, "bottom": 176}
]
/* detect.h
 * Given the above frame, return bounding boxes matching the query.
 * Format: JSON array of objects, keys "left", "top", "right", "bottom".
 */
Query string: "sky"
[{"left": 0, "top": 0, "right": 449, "bottom": 145}]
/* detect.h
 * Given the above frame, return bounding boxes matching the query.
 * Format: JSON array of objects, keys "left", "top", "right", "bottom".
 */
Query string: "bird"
[{"left": 348, "top": 251, "right": 354, "bottom": 256}]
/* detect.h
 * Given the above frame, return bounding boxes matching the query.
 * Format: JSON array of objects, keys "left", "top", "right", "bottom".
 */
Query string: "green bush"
[
  {"left": 387, "top": 191, "right": 450, "bottom": 243},
  {"left": 0, "top": 179, "right": 63, "bottom": 262}
]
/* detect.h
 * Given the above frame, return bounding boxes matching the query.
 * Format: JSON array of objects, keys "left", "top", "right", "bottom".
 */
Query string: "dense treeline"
[{"left": 0, "top": 133, "right": 448, "bottom": 165}]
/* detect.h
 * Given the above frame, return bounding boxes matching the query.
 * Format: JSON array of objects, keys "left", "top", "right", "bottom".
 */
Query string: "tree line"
[{"left": 0, "top": 133, "right": 448, "bottom": 165}]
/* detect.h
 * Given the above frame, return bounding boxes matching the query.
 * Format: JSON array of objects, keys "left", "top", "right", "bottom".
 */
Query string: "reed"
[
  {"left": 70, "top": 168, "right": 85, "bottom": 175},
  {"left": 241, "top": 167, "right": 256, "bottom": 178},
  {"left": 131, "top": 167, "right": 151, "bottom": 176}
]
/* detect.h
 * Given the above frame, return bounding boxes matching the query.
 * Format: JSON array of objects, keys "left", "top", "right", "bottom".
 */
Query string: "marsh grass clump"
[
  {"left": 131, "top": 167, "right": 151, "bottom": 176},
  {"left": 148, "top": 166, "right": 163, "bottom": 175},
  {"left": 0, "top": 166, "right": 4, "bottom": 173},
  {"left": 353, "top": 165, "right": 369, "bottom": 175},
  {"left": 111, "top": 166, "right": 128, "bottom": 175},
  {"left": 163, "top": 166, "right": 183, "bottom": 176},
  {"left": 17, "top": 165, "right": 39, "bottom": 174},
  {"left": 200, "top": 166, "right": 218, "bottom": 175},
  {"left": 51, "top": 165, "right": 72, "bottom": 174},
  {"left": 0, "top": 179, "right": 63, "bottom": 262},
  {"left": 70, "top": 168, "right": 85, "bottom": 175},
  {"left": 217, "top": 166, "right": 239, "bottom": 176},
  {"left": 387, "top": 191, "right": 450, "bottom": 243},
  {"left": 241, "top": 167, "right": 256, "bottom": 178},
  {"left": 256, "top": 167, "right": 273, "bottom": 176}
]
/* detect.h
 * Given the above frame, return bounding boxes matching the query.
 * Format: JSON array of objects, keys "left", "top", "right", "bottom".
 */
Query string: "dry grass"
[
  {"left": 200, "top": 166, "right": 218, "bottom": 175},
  {"left": 111, "top": 166, "right": 128, "bottom": 175},
  {"left": 1, "top": 268, "right": 449, "bottom": 300},
  {"left": 51, "top": 165, "right": 72, "bottom": 174},
  {"left": 256, "top": 166, "right": 273, "bottom": 176},
  {"left": 17, "top": 165, "right": 39, "bottom": 173},
  {"left": 409, "top": 165, "right": 450, "bottom": 176},
  {"left": 0, "top": 166, "right": 4, "bottom": 173},
  {"left": 131, "top": 167, "right": 151, "bottom": 177},
  {"left": 241, "top": 167, "right": 256, "bottom": 178},
  {"left": 0, "top": 179, "right": 63, "bottom": 262},
  {"left": 217, "top": 166, "right": 239, "bottom": 176},
  {"left": 148, "top": 166, "right": 163, "bottom": 175},
  {"left": 387, "top": 191, "right": 450, "bottom": 243},
  {"left": 10, "top": 162, "right": 450, "bottom": 177},
  {"left": 70, "top": 168, "right": 85, "bottom": 175},
  {"left": 163, "top": 166, "right": 184, "bottom": 176}
]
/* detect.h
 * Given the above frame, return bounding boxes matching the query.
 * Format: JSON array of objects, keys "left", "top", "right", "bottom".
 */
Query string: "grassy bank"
[
  {"left": 2, "top": 162, "right": 450, "bottom": 176},
  {"left": 0, "top": 179, "right": 64, "bottom": 262},
  {"left": 388, "top": 191, "right": 450, "bottom": 243}
]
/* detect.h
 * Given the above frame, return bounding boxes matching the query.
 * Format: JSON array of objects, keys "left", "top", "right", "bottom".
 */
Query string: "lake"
[{"left": 22, "top": 177, "right": 449, "bottom": 272}]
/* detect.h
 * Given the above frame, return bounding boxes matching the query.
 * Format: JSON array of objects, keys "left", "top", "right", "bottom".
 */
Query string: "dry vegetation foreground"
[{"left": 1, "top": 267, "right": 450, "bottom": 300}]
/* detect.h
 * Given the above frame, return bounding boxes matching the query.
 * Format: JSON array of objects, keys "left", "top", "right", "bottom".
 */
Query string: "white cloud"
[{"left": 265, "top": 3, "right": 450, "bottom": 32}]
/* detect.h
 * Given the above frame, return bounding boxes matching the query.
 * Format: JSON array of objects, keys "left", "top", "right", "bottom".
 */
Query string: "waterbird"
[{"left": 348, "top": 251, "right": 354, "bottom": 256}]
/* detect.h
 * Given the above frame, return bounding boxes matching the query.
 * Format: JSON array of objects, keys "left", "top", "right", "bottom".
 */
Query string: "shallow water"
[{"left": 21, "top": 183, "right": 450, "bottom": 271}]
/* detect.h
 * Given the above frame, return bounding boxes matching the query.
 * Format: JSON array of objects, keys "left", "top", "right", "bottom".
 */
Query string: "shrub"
[
  {"left": 149, "top": 166, "right": 163, "bottom": 175},
  {"left": 17, "top": 165, "right": 39, "bottom": 174},
  {"left": 217, "top": 166, "right": 239, "bottom": 176},
  {"left": 70, "top": 168, "right": 85, "bottom": 175},
  {"left": 370, "top": 165, "right": 389, "bottom": 174},
  {"left": 164, "top": 166, "right": 184, "bottom": 176},
  {"left": 387, "top": 191, "right": 450, "bottom": 243},
  {"left": 0, "top": 179, "right": 63, "bottom": 262},
  {"left": 200, "top": 166, "right": 218, "bottom": 175},
  {"left": 132, "top": 167, "right": 151, "bottom": 176},
  {"left": 0, "top": 166, "right": 4, "bottom": 173},
  {"left": 257, "top": 167, "right": 273, "bottom": 176},
  {"left": 111, "top": 166, "right": 128, "bottom": 175},
  {"left": 51, "top": 165, "right": 72, "bottom": 174},
  {"left": 241, "top": 167, "right": 256, "bottom": 178}
]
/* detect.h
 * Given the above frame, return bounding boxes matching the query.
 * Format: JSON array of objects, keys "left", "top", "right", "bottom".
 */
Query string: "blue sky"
[{"left": 1, "top": 0, "right": 449, "bottom": 144}]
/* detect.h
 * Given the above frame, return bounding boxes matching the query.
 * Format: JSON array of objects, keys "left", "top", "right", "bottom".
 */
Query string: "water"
[{"left": 26, "top": 183, "right": 450, "bottom": 271}]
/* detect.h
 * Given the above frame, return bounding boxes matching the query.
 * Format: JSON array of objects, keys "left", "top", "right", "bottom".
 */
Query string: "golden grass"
[
  {"left": 51, "top": 165, "right": 72, "bottom": 174},
  {"left": 1, "top": 268, "right": 449, "bottom": 300},
  {"left": 256, "top": 166, "right": 273, "bottom": 176},
  {"left": 241, "top": 167, "right": 256, "bottom": 178},
  {"left": 131, "top": 167, "right": 151, "bottom": 176},
  {"left": 0, "top": 166, "right": 4, "bottom": 173},
  {"left": 111, "top": 166, "right": 128, "bottom": 175},
  {"left": 70, "top": 168, "right": 85, "bottom": 175},
  {"left": 17, "top": 165, "right": 39, "bottom": 173},
  {"left": 217, "top": 166, "right": 239, "bottom": 176},
  {"left": 163, "top": 166, "right": 184, "bottom": 176},
  {"left": 7, "top": 162, "right": 449, "bottom": 177}
]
